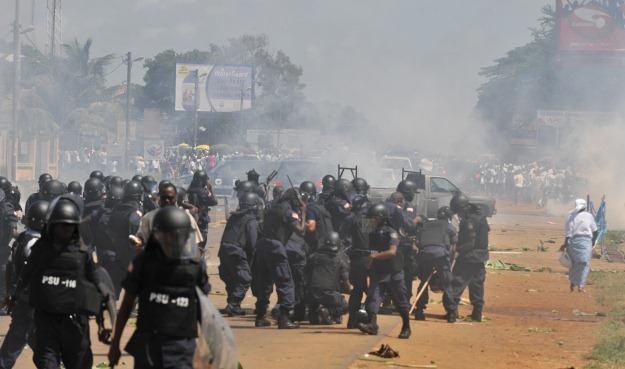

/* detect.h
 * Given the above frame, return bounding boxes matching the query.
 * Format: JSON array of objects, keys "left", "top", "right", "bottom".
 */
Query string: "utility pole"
[
  {"left": 50, "top": 0, "right": 57, "bottom": 56},
  {"left": 124, "top": 51, "right": 132, "bottom": 172},
  {"left": 12, "top": 0, "right": 22, "bottom": 181},
  {"left": 193, "top": 69, "right": 202, "bottom": 148}
]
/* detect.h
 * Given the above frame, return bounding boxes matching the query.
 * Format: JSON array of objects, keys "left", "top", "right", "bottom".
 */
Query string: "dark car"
[{"left": 208, "top": 159, "right": 277, "bottom": 196}]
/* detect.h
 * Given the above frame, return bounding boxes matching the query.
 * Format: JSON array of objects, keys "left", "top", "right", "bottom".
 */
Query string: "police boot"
[
  {"left": 255, "top": 313, "right": 271, "bottom": 327},
  {"left": 278, "top": 312, "right": 300, "bottom": 329},
  {"left": 446, "top": 309, "right": 457, "bottom": 323},
  {"left": 471, "top": 306, "right": 483, "bottom": 322},
  {"left": 414, "top": 308, "right": 426, "bottom": 321},
  {"left": 398, "top": 312, "right": 411, "bottom": 339},
  {"left": 225, "top": 303, "right": 245, "bottom": 317},
  {"left": 318, "top": 307, "right": 332, "bottom": 325},
  {"left": 358, "top": 313, "right": 379, "bottom": 335}
]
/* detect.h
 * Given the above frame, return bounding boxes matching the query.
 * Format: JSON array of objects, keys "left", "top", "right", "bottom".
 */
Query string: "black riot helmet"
[
  {"left": 321, "top": 175, "right": 336, "bottom": 192},
  {"left": 335, "top": 179, "right": 354, "bottom": 200},
  {"left": 41, "top": 180, "right": 66, "bottom": 201},
  {"left": 131, "top": 174, "right": 143, "bottom": 182},
  {"left": 352, "top": 177, "right": 369, "bottom": 195},
  {"left": 299, "top": 181, "right": 317, "bottom": 202},
  {"left": 105, "top": 186, "right": 124, "bottom": 209},
  {"left": 108, "top": 176, "right": 123, "bottom": 190},
  {"left": 123, "top": 180, "right": 144, "bottom": 202},
  {"left": 83, "top": 178, "right": 104, "bottom": 202},
  {"left": 236, "top": 180, "right": 256, "bottom": 195},
  {"left": 351, "top": 194, "right": 370, "bottom": 213},
  {"left": 366, "top": 202, "right": 388, "bottom": 224},
  {"left": 247, "top": 169, "right": 260, "bottom": 184},
  {"left": 0, "top": 177, "right": 11, "bottom": 196},
  {"left": 450, "top": 192, "right": 470, "bottom": 215},
  {"left": 141, "top": 176, "right": 158, "bottom": 194},
  {"left": 152, "top": 206, "right": 196, "bottom": 260},
  {"left": 38, "top": 173, "right": 53, "bottom": 191},
  {"left": 46, "top": 198, "right": 81, "bottom": 227},
  {"left": 437, "top": 206, "right": 452, "bottom": 221},
  {"left": 396, "top": 180, "right": 418, "bottom": 202},
  {"left": 26, "top": 200, "right": 49, "bottom": 231},
  {"left": 67, "top": 181, "right": 83, "bottom": 196},
  {"left": 320, "top": 231, "right": 340, "bottom": 253},
  {"left": 89, "top": 170, "right": 104, "bottom": 181},
  {"left": 192, "top": 170, "right": 209, "bottom": 186},
  {"left": 272, "top": 185, "right": 284, "bottom": 200},
  {"left": 239, "top": 192, "right": 260, "bottom": 211}
]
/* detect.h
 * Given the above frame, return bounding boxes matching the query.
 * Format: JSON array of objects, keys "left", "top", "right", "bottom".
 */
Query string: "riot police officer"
[
  {"left": 447, "top": 193, "right": 490, "bottom": 323},
  {"left": 83, "top": 178, "right": 105, "bottom": 217},
  {"left": 89, "top": 170, "right": 105, "bottom": 181},
  {"left": 141, "top": 176, "right": 159, "bottom": 213},
  {"left": 218, "top": 192, "right": 260, "bottom": 316},
  {"left": 0, "top": 177, "right": 21, "bottom": 216},
  {"left": 305, "top": 232, "right": 349, "bottom": 325},
  {"left": 104, "top": 180, "right": 144, "bottom": 294},
  {"left": 0, "top": 189, "right": 18, "bottom": 308},
  {"left": 40, "top": 180, "right": 65, "bottom": 202},
  {"left": 246, "top": 169, "right": 266, "bottom": 200},
  {"left": 325, "top": 179, "right": 352, "bottom": 232},
  {"left": 358, "top": 203, "right": 411, "bottom": 339},
  {"left": 317, "top": 175, "right": 336, "bottom": 206},
  {"left": 108, "top": 206, "right": 210, "bottom": 369},
  {"left": 414, "top": 206, "right": 457, "bottom": 321},
  {"left": 21, "top": 195, "right": 103, "bottom": 369},
  {"left": 343, "top": 195, "right": 371, "bottom": 328},
  {"left": 67, "top": 181, "right": 83, "bottom": 197},
  {"left": 108, "top": 176, "right": 124, "bottom": 191},
  {"left": 252, "top": 188, "right": 305, "bottom": 329},
  {"left": 24, "top": 173, "right": 52, "bottom": 212},
  {"left": 187, "top": 170, "right": 217, "bottom": 252},
  {"left": 0, "top": 201, "right": 48, "bottom": 369}
]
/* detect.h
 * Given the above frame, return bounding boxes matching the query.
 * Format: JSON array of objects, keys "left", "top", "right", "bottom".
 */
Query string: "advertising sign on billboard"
[
  {"left": 557, "top": 0, "right": 625, "bottom": 53},
  {"left": 144, "top": 140, "right": 164, "bottom": 161},
  {"left": 175, "top": 63, "right": 254, "bottom": 112}
]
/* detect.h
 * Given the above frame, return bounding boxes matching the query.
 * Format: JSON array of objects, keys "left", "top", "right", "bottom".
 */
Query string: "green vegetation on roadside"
[
  {"left": 584, "top": 271, "right": 625, "bottom": 369},
  {"left": 603, "top": 231, "right": 625, "bottom": 248}
]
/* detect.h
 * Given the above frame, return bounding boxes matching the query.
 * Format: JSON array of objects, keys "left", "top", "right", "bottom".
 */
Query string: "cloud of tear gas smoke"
[{"left": 562, "top": 122, "right": 625, "bottom": 229}]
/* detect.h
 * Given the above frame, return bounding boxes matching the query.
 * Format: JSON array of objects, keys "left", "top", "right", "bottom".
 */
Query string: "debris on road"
[
  {"left": 486, "top": 259, "right": 531, "bottom": 271},
  {"left": 369, "top": 344, "right": 399, "bottom": 358}
]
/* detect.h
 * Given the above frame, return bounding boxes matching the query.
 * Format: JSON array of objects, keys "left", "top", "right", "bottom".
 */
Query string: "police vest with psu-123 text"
[{"left": 138, "top": 256, "right": 201, "bottom": 338}]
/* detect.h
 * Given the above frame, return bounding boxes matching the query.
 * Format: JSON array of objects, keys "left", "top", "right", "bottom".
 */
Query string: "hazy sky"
[{"left": 2, "top": 0, "right": 551, "bottom": 140}]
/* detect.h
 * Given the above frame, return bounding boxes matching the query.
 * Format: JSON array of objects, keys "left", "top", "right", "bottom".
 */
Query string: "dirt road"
[{"left": 5, "top": 201, "right": 619, "bottom": 369}]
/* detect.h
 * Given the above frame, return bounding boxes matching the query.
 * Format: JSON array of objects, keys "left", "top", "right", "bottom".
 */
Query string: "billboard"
[
  {"left": 557, "top": 0, "right": 625, "bottom": 53},
  {"left": 175, "top": 64, "right": 254, "bottom": 112},
  {"left": 144, "top": 140, "right": 164, "bottom": 161}
]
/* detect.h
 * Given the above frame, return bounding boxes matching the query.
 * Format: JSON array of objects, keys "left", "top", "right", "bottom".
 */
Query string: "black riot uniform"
[
  {"left": 305, "top": 232, "right": 349, "bottom": 325},
  {"left": 0, "top": 190, "right": 18, "bottom": 306},
  {"left": 300, "top": 181, "right": 334, "bottom": 252},
  {"left": 343, "top": 195, "right": 371, "bottom": 328},
  {"left": 414, "top": 207, "right": 457, "bottom": 320},
  {"left": 105, "top": 181, "right": 144, "bottom": 294},
  {"left": 218, "top": 192, "right": 259, "bottom": 316},
  {"left": 0, "top": 177, "right": 21, "bottom": 214},
  {"left": 317, "top": 175, "right": 336, "bottom": 207},
  {"left": 83, "top": 178, "right": 105, "bottom": 216},
  {"left": 252, "top": 188, "right": 303, "bottom": 329},
  {"left": 394, "top": 181, "right": 421, "bottom": 297},
  {"left": 0, "top": 201, "right": 48, "bottom": 369},
  {"left": 141, "top": 176, "right": 159, "bottom": 214},
  {"left": 447, "top": 193, "right": 490, "bottom": 323},
  {"left": 20, "top": 195, "right": 103, "bottom": 369},
  {"left": 109, "top": 207, "right": 210, "bottom": 369},
  {"left": 325, "top": 179, "right": 353, "bottom": 232},
  {"left": 359, "top": 203, "right": 411, "bottom": 339},
  {"left": 187, "top": 170, "right": 217, "bottom": 252}
]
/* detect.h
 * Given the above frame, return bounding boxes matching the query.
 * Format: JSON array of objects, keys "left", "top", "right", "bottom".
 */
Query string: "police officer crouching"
[
  {"left": 447, "top": 193, "right": 490, "bottom": 323},
  {"left": 358, "top": 203, "right": 411, "bottom": 339},
  {"left": 109, "top": 206, "right": 210, "bottom": 369},
  {"left": 305, "top": 232, "right": 349, "bottom": 325},
  {"left": 20, "top": 195, "right": 104, "bottom": 369}
]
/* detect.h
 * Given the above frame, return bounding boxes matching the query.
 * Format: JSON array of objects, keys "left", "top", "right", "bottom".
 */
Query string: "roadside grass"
[{"left": 584, "top": 271, "right": 625, "bottom": 369}]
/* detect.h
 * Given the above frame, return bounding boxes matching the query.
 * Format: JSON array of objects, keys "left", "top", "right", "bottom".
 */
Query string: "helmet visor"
[{"left": 154, "top": 228, "right": 196, "bottom": 259}]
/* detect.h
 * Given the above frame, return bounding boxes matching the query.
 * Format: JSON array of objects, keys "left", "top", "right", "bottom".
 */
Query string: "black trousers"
[
  {"left": 415, "top": 255, "right": 453, "bottom": 312},
  {"left": 348, "top": 256, "right": 369, "bottom": 315},
  {"left": 252, "top": 238, "right": 295, "bottom": 314},
  {"left": 447, "top": 261, "right": 485, "bottom": 312},
  {"left": 0, "top": 299, "right": 34, "bottom": 369},
  {"left": 365, "top": 270, "right": 410, "bottom": 315},
  {"left": 127, "top": 331, "right": 195, "bottom": 369},
  {"left": 32, "top": 311, "right": 92, "bottom": 369}
]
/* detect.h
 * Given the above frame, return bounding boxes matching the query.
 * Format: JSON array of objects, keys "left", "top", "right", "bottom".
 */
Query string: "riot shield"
[{"left": 196, "top": 286, "right": 239, "bottom": 369}]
